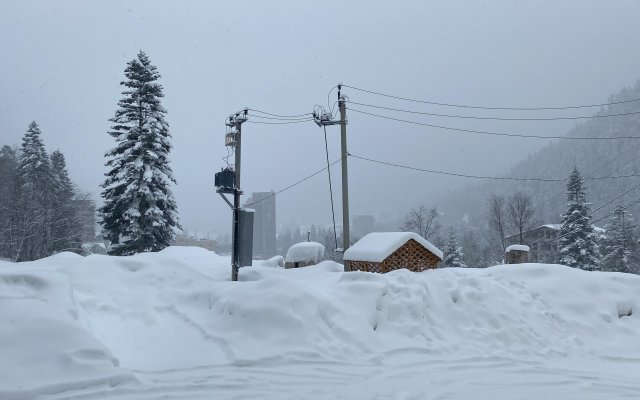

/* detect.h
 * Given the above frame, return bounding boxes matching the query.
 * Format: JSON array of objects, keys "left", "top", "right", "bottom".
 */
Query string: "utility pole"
[
  {"left": 313, "top": 84, "right": 351, "bottom": 270},
  {"left": 231, "top": 114, "right": 244, "bottom": 281},
  {"left": 338, "top": 89, "right": 350, "bottom": 257},
  {"left": 215, "top": 109, "right": 247, "bottom": 281}
]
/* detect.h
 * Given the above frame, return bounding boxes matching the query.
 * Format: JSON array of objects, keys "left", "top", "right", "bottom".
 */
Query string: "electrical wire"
[
  {"left": 249, "top": 114, "right": 314, "bottom": 121},
  {"left": 348, "top": 153, "right": 640, "bottom": 181},
  {"left": 527, "top": 181, "right": 640, "bottom": 250},
  {"left": 588, "top": 181, "right": 640, "bottom": 216},
  {"left": 531, "top": 196, "right": 640, "bottom": 251},
  {"left": 247, "top": 108, "right": 312, "bottom": 119},
  {"left": 246, "top": 119, "right": 315, "bottom": 125},
  {"left": 243, "top": 157, "right": 344, "bottom": 208},
  {"left": 346, "top": 100, "right": 640, "bottom": 121},
  {"left": 327, "top": 85, "right": 339, "bottom": 115},
  {"left": 348, "top": 107, "right": 640, "bottom": 140},
  {"left": 342, "top": 84, "right": 640, "bottom": 111},
  {"left": 323, "top": 126, "right": 339, "bottom": 249}
]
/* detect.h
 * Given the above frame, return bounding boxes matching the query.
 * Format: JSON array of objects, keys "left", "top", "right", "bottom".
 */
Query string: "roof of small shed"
[
  {"left": 285, "top": 242, "right": 325, "bottom": 263},
  {"left": 505, "top": 244, "right": 530, "bottom": 253},
  {"left": 343, "top": 232, "right": 443, "bottom": 262}
]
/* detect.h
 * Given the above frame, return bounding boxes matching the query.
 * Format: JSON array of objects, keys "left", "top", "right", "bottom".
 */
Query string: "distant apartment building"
[{"left": 244, "top": 191, "right": 276, "bottom": 258}]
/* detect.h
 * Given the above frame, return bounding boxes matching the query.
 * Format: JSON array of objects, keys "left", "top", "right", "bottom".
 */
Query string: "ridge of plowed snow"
[{"left": 2, "top": 247, "right": 639, "bottom": 399}]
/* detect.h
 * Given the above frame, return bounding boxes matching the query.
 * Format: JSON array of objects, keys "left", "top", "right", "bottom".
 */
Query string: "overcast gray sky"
[{"left": 2, "top": 0, "right": 640, "bottom": 237}]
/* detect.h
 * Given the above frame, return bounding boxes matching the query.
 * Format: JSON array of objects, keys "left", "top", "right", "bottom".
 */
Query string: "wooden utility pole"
[
  {"left": 338, "top": 92, "right": 351, "bottom": 260},
  {"left": 216, "top": 110, "right": 247, "bottom": 282},
  {"left": 313, "top": 84, "right": 351, "bottom": 269},
  {"left": 231, "top": 117, "right": 242, "bottom": 281}
]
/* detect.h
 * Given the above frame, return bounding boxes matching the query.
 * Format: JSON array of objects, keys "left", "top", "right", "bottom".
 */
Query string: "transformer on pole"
[{"left": 215, "top": 109, "right": 253, "bottom": 281}]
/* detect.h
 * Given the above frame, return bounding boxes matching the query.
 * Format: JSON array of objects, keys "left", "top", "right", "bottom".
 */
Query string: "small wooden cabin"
[
  {"left": 343, "top": 232, "right": 443, "bottom": 273},
  {"left": 285, "top": 242, "right": 325, "bottom": 269}
]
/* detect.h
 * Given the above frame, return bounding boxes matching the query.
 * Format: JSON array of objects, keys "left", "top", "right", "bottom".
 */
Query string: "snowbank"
[
  {"left": 2, "top": 247, "right": 640, "bottom": 399},
  {"left": 0, "top": 268, "right": 134, "bottom": 400},
  {"left": 253, "top": 255, "right": 285, "bottom": 268}
]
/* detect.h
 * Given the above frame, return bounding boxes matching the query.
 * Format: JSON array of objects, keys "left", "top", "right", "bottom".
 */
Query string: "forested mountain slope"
[{"left": 441, "top": 81, "right": 640, "bottom": 229}]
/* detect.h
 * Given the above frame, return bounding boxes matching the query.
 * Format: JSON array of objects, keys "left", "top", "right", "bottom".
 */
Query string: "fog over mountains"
[{"left": 439, "top": 81, "right": 640, "bottom": 231}]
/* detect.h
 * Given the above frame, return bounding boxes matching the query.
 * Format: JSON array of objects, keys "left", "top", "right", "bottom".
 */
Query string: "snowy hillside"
[
  {"left": 2, "top": 247, "right": 640, "bottom": 399},
  {"left": 441, "top": 81, "right": 640, "bottom": 225}
]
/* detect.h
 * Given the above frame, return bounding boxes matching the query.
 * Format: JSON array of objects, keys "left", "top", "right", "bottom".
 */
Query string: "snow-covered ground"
[{"left": 2, "top": 247, "right": 640, "bottom": 400}]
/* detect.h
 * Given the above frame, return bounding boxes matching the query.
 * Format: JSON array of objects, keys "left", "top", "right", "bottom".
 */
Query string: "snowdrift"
[{"left": 1, "top": 247, "right": 640, "bottom": 399}]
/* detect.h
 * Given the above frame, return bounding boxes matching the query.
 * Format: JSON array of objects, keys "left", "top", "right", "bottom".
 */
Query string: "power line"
[
  {"left": 531, "top": 197, "right": 640, "bottom": 251},
  {"left": 327, "top": 85, "right": 339, "bottom": 115},
  {"left": 528, "top": 182, "right": 640, "bottom": 250},
  {"left": 349, "top": 153, "right": 640, "bottom": 182},
  {"left": 247, "top": 108, "right": 312, "bottom": 118},
  {"left": 246, "top": 118, "right": 315, "bottom": 125},
  {"left": 589, "top": 181, "right": 640, "bottom": 216},
  {"left": 243, "top": 157, "right": 343, "bottom": 208},
  {"left": 249, "top": 114, "right": 314, "bottom": 121},
  {"left": 348, "top": 107, "right": 640, "bottom": 140},
  {"left": 346, "top": 100, "right": 640, "bottom": 121},
  {"left": 343, "top": 84, "right": 640, "bottom": 111},
  {"left": 323, "top": 126, "right": 338, "bottom": 249}
]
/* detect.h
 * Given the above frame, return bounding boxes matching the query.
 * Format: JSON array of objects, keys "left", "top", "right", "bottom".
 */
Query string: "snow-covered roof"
[
  {"left": 541, "top": 224, "right": 562, "bottom": 230},
  {"left": 285, "top": 242, "right": 325, "bottom": 263},
  {"left": 343, "top": 232, "right": 443, "bottom": 262},
  {"left": 506, "top": 244, "right": 530, "bottom": 253},
  {"left": 81, "top": 242, "right": 106, "bottom": 250}
]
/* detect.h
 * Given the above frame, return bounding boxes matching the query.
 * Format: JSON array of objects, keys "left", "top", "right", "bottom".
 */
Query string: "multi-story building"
[{"left": 244, "top": 192, "right": 276, "bottom": 258}]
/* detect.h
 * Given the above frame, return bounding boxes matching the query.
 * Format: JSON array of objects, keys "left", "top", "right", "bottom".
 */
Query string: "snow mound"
[
  {"left": 3, "top": 248, "right": 640, "bottom": 399},
  {"left": 285, "top": 241, "right": 324, "bottom": 263},
  {"left": 254, "top": 255, "right": 285, "bottom": 268},
  {"left": 0, "top": 268, "right": 135, "bottom": 400}
]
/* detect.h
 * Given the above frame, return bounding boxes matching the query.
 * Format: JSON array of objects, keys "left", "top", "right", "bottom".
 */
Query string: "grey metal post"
[
  {"left": 231, "top": 122, "right": 242, "bottom": 281},
  {"left": 339, "top": 96, "right": 351, "bottom": 264}
]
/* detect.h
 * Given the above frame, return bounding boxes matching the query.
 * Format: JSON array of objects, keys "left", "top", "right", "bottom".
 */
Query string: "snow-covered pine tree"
[
  {"left": 601, "top": 203, "right": 639, "bottom": 274},
  {"left": 443, "top": 230, "right": 466, "bottom": 268},
  {"left": 16, "top": 121, "right": 54, "bottom": 261},
  {"left": 0, "top": 146, "right": 18, "bottom": 259},
  {"left": 556, "top": 167, "right": 600, "bottom": 270},
  {"left": 50, "top": 150, "right": 79, "bottom": 253},
  {"left": 100, "top": 51, "right": 180, "bottom": 255}
]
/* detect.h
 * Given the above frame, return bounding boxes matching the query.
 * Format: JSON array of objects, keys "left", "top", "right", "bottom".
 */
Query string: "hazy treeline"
[
  {"left": 405, "top": 168, "right": 640, "bottom": 274},
  {"left": 0, "top": 122, "right": 96, "bottom": 261}
]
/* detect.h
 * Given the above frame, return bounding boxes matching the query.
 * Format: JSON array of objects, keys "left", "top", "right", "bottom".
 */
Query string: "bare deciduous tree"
[
  {"left": 507, "top": 191, "right": 537, "bottom": 244},
  {"left": 402, "top": 205, "right": 440, "bottom": 240},
  {"left": 487, "top": 194, "right": 507, "bottom": 250}
]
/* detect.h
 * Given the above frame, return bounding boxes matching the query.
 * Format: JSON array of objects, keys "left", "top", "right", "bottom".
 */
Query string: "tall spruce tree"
[
  {"left": 443, "top": 230, "right": 466, "bottom": 268},
  {"left": 16, "top": 122, "right": 54, "bottom": 261},
  {"left": 0, "top": 146, "right": 18, "bottom": 259},
  {"left": 100, "top": 51, "right": 180, "bottom": 255},
  {"left": 557, "top": 167, "right": 600, "bottom": 270},
  {"left": 601, "top": 203, "right": 639, "bottom": 274},
  {"left": 50, "top": 150, "right": 79, "bottom": 253}
]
